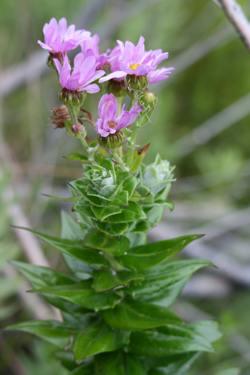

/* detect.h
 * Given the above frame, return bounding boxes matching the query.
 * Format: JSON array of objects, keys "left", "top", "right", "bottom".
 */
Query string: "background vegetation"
[{"left": 0, "top": 0, "right": 249, "bottom": 374}]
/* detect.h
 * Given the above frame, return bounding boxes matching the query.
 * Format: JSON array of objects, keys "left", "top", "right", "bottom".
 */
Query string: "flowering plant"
[{"left": 9, "top": 18, "right": 221, "bottom": 374}]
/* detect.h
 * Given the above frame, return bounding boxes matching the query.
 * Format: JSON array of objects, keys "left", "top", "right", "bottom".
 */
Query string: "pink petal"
[
  {"left": 99, "top": 71, "right": 127, "bottom": 83},
  {"left": 147, "top": 67, "right": 174, "bottom": 84},
  {"left": 37, "top": 40, "right": 52, "bottom": 52},
  {"left": 83, "top": 83, "right": 100, "bottom": 93},
  {"left": 98, "top": 94, "right": 117, "bottom": 119}
]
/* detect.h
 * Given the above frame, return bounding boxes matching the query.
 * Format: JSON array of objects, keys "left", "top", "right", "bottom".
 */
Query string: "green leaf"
[
  {"left": 142, "top": 155, "right": 174, "bottom": 195},
  {"left": 7, "top": 320, "right": 73, "bottom": 347},
  {"left": 16, "top": 228, "right": 108, "bottom": 267},
  {"left": 190, "top": 320, "right": 221, "bottom": 343},
  {"left": 96, "top": 221, "right": 130, "bottom": 236},
  {"left": 148, "top": 353, "right": 200, "bottom": 375},
  {"left": 61, "top": 211, "right": 85, "bottom": 240},
  {"left": 95, "top": 352, "right": 126, "bottom": 375},
  {"left": 146, "top": 205, "right": 165, "bottom": 227},
  {"left": 120, "top": 175, "right": 137, "bottom": 197},
  {"left": 100, "top": 202, "right": 146, "bottom": 224},
  {"left": 67, "top": 152, "right": 88, "bottom": 162},
  {"left": 94, "top": 352, "right": 145, "bottom": 375},
  {"left": 13, "top": 261, "right": 74, "bottom": 289},
  {"left": 33, "top": 281, "right": 122, "bottom": 311},
  {"left": 85, "top": 191, "right": 129, "bottom": 207},
  {"left": 129, "top": 321, "right": 220, "bottom": 357},
  {"left": 128, "top": 260, "right": 210, "bottom": 305},
  {"left": 73, "top": 320, "right": 127, "bottom": 360},
  {"left": 119, "top": 235, "right": 202, "bottom": 271},
  {"left": 55, "top": 350, "right": 77, "bottom": 371},
  {"left": 12, "top": 261, "right": 84, "bottom": 313},
  {"left": 90, "top": 204, "right": 122, "bottom": 221},
  {"left": 84, "top": 229, "right": 130, "bottom": 256},
  {"left": 102, "top": 299, "right": 180, "bottom": 330},
  {"left": 124, "top": 355, "right": 145, "bottom": 375},
  {"left": 92, "top": 269, "right": 142, "bottom": 292},
  {"left": 61, "top": 211, "right": 91, "bottom": 278},
  {"left": 71, "top": 364, "right": 94, "bottom": 375}
]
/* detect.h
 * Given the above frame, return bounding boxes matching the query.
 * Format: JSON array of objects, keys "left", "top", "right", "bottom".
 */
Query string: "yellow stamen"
[{"left": 129, "top": 63, "right": 140, "bottom": 71}]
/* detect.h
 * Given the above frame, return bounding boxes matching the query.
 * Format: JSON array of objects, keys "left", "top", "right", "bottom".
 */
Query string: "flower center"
[
  {"left": 108, "top": 120, "right": 117, "bottom": 129},
  {"left": 129, "top": 63, "right": 140, "bottom": 71}
]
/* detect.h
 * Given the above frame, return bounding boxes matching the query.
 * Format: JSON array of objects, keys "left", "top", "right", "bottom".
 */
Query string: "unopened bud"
[
  {"left": 107, "top": 80, "right": 126, "bottom": 97},
  {"left": 144, "top": 91, "right": 156, "bottom": 105},
  {"left": 127, "top": 75, "right": 148, "bottom": 92},
  {"left": 51, "top": 105, "right": 70, "bottom": 128},
  {"left": 71, "top": 123, "right": 83, "bottom": 134}
]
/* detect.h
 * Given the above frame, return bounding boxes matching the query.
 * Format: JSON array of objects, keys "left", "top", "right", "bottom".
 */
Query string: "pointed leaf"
[
  {"left": 128, "top": 260, "right": 210, "bottom": 305},
  {"left": 129, "top": 321, "right": 220, "bottom": 357},
  {"left": 99, "top": 202, "right": 146, "bottom": 224},
  {"left": 33, "top": 281, "right": 122, "bottom": 311},
  {"left": 13, "top": 261, "right": 74, "bottom": 289},
  {"left": 92, "top": 269, "right": 142, "bottom": 292},
  {"left": 90, "top": 204, "right": 122, "bottom": 221},
  {"left": 73, "top": 320, "right": 127, "bottom": 360},
  {"left": 119, "top": 235, "right": 203, "bottom": 271},
  {"left": 148, "top": 353, "right": 200, "bottom": 375},
  {"left": 84, "top": 229, "right": 130, "bottom": 256},
  {"left": 96, "top": 221, "right": 130, "bottom": 236},
  {"left": 61, "top": 211, "right": 90, "bottom": 277},
  {"left": 61, "top": 211, "right": 85, "bottom": 240},
  {"left": 102, "top": 299, "right": 180, "bottom": 330},
  {"left": 7, "top": 320, "right": 73, "bottom": 347},
  {"left": 15, "top": 227, "right": 108, "bottom": 267}
]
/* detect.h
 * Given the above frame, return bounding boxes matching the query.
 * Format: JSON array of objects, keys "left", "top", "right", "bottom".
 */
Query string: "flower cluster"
[{"left": 38, "top": 17, "right": 174, "bottom": 139}]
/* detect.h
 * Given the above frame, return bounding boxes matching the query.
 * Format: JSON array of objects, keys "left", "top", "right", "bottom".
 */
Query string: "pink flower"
[
  {"left": 38, "top": 18, "right": 87, "bottom": 54},
  {"left": 54, "top": 52, "right": 105, "bottom": 93},
  {"left": 100, "top": 36, "right": 174, "bottom": 84},
  {"left": 81, "top": 33, "right": 109, "bottom": 69},
  {"left": 96, "top": 94, "right": 142, "bottom": 137}
]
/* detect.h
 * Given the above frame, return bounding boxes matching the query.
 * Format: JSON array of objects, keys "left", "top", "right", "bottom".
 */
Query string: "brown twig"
[{"left": 216, "top": 0, "right": 250, "bottom": 49}]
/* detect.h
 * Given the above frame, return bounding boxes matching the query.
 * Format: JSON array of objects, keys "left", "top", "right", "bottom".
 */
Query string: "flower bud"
[
  {"left": 60, "top": 89, "right": 83, "bottom": 105},
  {"left": 51, "top": 105, "right": 70, "bottom": 128},
  {"left": 127, "top": 75, "right": 148, "bottom": 92},
  {"left": 143, "top": 155, "right": 174, "bottom": 196},
  {"left": 71, "top": 122, "right": 85, "bottom": 135},
  {"left": 107, "top": 80, "right": 126, "bottom": 97},
  {"left": 99, "top": 132, "right": 124, "bottom": 149},
  {"left": 143, "top": 91, "right": 157, "bottom": 106}
]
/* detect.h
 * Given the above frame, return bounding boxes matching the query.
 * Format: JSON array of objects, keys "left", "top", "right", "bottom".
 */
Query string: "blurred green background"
[{"left": 0, "top": 0, "right": 250, "bottom": 374}]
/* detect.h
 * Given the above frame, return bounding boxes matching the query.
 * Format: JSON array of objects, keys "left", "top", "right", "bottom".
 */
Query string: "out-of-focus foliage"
[
  {"left": 0, "top": 171, "right": 19, "bottom": 321},
  {"left": 191, "top": 293, "right": 250, "bottom": 375}
]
